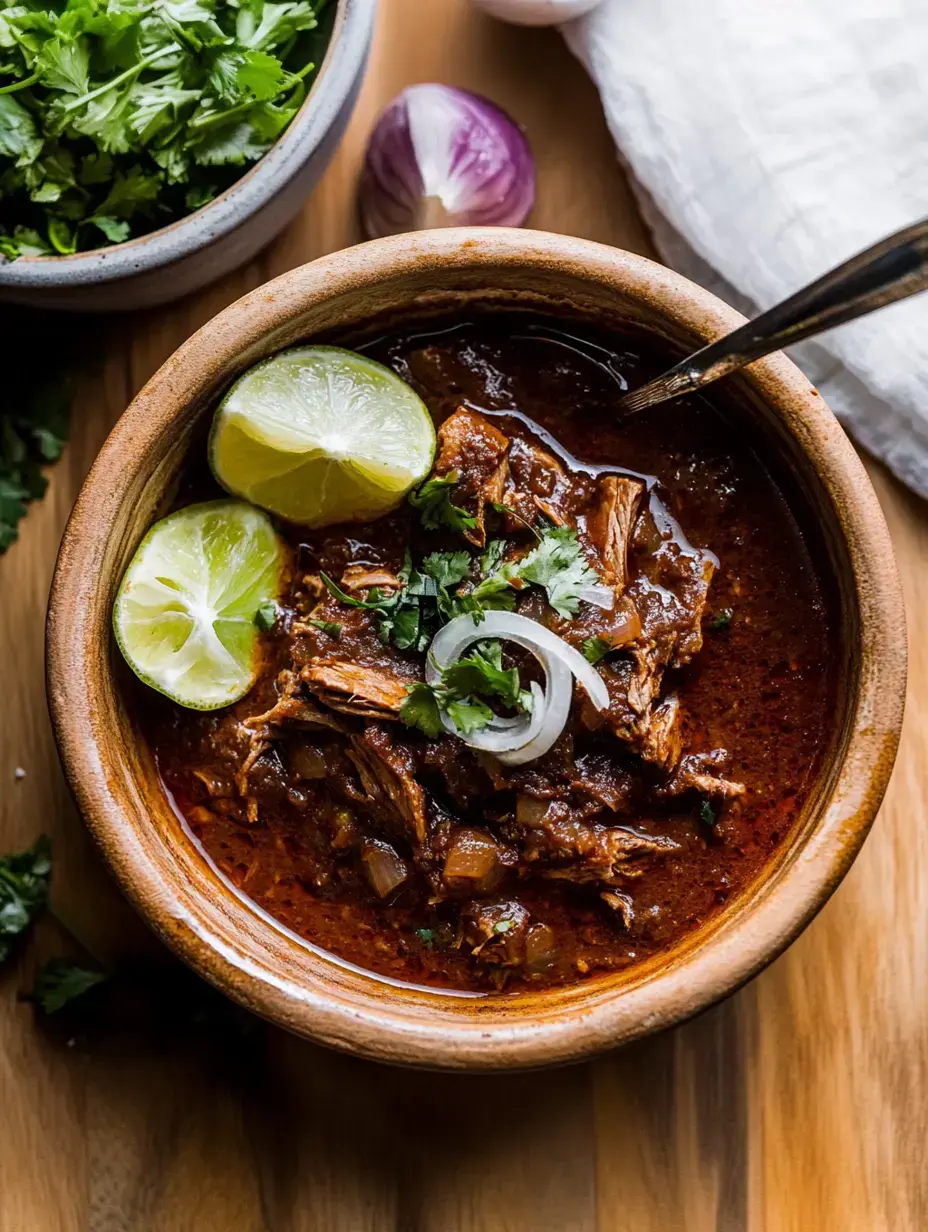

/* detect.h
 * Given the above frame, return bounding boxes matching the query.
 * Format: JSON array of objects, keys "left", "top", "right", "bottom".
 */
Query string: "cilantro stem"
[
  {"left": 289, "top": 59, "right": 317, "bottom": 82},
  {"left": 188, "top": 62, "right": 315, "bottom": 133},
  {"left": 61, "top": 46, "right": 179, "bottom": 115},
  {"left": 0, "top": 71, "right": 40, "bottom": 95},
  {"left": 187, "top": 98, "right": 256, "bottom": 131},
  {"left": 491, "top": 502, "right": 542, "bottom": 541}
]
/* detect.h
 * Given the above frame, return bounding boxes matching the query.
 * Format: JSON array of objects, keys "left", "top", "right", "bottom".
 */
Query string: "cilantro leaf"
[
  {"left": 408, "top": 472, "right": 478, "bottom": 534},
  {"left": 90, "top": 215, "right": 131, "bottom": 243},
  {"left": 1, "top": 360, "right": 71, "bottom": 552},
  {"left": 481, "top": 538, "right": 507, "bottom": 577},
  {"left": 319, "top": 572, "right": 399, "bottom": 612},
  {"left": 445, "top": 697, "right": 494, "bottom": 735},
  {"left": 708, "top": 609, "right": 733, "bottom": 631},
  {"left": 469, "top": 571, "right": 517, "bottom": 612},
  {"left": 699, "top": 799, "right": 718, "bottom": 828},
  {"left": 0, "top": 226, "right": 54, "bottom": 259},
  {"left": 513, "top": 527, "right": 599, "bottom": 620},
  {"left": 441, "top": 640, "right": 530, "bottom": 712},
  {"left": 90, "top": 164, "right": 164, "bottom": 220},
  {"left": 254, "top": 599, "right": 279, "bottom": 630},
  {"left": 27, "top": 958, "right": 108, "bottom": 1013},
  {"left": 420, "top": 550, "right": 470, "bottom": 590},
  {"left": 0, "top": 96, "right": 43, "bottom": 165},
  {"left": 399, "top": 639, "right": 532, "bottom": 740},
  {"left": 308, "top": 617, "right": 341, "bottom": 639},
  {"left": 388, "top": 604, "right": 422, "bottom": 651},
  {"left": 236, "top": 49, "right": 290, "bottom": 100},
  {"left": 0, "top": 836, "right": 51, "bottom": 964},
  {"left": 36, "top": 36, "right": 91, "bottom": 96},
  {"left": 235, "top": 0, "right": 318, "bottom": 52},
  {"left": 583, "top": 635, "right": 613, "bottom": 665},
  {"left": 399, "top": 682, "right": 444, "bottom": 738}
]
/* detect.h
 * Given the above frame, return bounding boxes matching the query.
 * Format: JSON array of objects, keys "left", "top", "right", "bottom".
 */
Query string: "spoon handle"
[{"left": 620, "top": 216, "right": 928, "bottom": 414}]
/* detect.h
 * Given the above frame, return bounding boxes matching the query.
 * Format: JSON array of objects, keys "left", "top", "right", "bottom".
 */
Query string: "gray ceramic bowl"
[{"left": 0, "top": 0, "right": 375, "bottom": 313}]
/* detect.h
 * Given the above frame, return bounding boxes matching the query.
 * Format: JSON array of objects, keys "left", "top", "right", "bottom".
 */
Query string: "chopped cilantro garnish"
[
  {"left": 708, "top": 609, "right": 733, "bottom": 631},
  {"left": 308, "top": 618, "right": 341, "bottom": 639},
  {"left": 323, "top": 523, "right": 603, "bottom": 661},
  {"left": 400, "top": 638, "right": 532, "bottom": 739},
  {"left": 582, "top": 635, "right": 613, "bottom": 665},
  {"left": 442, "top": 640, "right": 532, "bottom": 712},
  {"left": 445, "top": 697, "right": 495, "bottom": 735},
  {"left": 699, "top": 799, "right": 718, "bottom": 828},
  {"left": 415, "top": 927, "right": 437, "bottom": 945},
  {"left": 493, "top": 919, "right": 513, "bottom": 934},
  {"left": 481, "top": 538, "right": 508, "bottom": 576},
  {"left": 408, "top": 472, "right": 478, "bottom": 533},
  {"left": 254, "top": 600, "right": 279, "bottom": 631},
  {"left": 1, "top": 838, "right": 108, "bottom": 1013},
  {"left": 514, "top": 526, "right": 600, "bottom": 620},
  {"left": 421, "top": 550, "right": 471, "bottom": 590},
  {"left": 399, "top": 682, "right": 444, "bottom": 738}
]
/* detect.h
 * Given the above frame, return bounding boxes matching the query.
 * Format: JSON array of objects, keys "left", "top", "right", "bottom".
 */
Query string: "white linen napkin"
[{"left": 563, "top": 0, "right": 928, "bottom": 497}]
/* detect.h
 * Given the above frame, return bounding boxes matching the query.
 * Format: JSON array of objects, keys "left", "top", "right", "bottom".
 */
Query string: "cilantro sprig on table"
[
  {"left": 0, "top": 0, "right": 333, "bottom": 255},
  {"left": 1, "top": 364, "right": 70, "bottom": 552},
  {"left": 0, "top": 834, "right": 108, "bottom": 1014},
  {"left": 0, "top": 835, "right": 51, "bottom": 962}
]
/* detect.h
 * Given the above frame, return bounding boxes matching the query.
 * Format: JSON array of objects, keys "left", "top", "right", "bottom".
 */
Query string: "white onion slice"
[
  {"left": 425, "top": 612, "right": 610, "bottom": 764},
  {"left": 442, "top": 680, "right": 546, "bottom": 755},
  {"left": 578, "top": 584, "right": 615, "bottom": 610}
]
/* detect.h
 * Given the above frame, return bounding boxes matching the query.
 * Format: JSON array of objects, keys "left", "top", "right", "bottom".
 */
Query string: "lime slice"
[
  {"left": 113, "top": 500, "right": 284, "bottom": 710},
  {"left": 208, "top": 346, "right": 436, "bottom": 527}
]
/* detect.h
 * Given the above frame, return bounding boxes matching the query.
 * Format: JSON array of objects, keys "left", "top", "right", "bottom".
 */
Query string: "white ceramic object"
[
  {"left": 0, "top": 0, "right": 376, "bottom": 313},
  {"left": 472, "top": 0, "right": 602, "bottom": 26}
]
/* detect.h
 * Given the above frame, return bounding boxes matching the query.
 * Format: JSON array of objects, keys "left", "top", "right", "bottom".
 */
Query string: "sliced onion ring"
[
  {"left": 425, "top": 612, "right": 609, "bottom": 765},
  {"left": 577, "top": 584, "right": 615, "bottom": 610}
]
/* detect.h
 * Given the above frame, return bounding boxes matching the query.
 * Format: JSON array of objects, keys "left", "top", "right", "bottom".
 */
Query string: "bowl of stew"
[{"left": 47, "top": 228, "right": 906, "bottom": 1068}]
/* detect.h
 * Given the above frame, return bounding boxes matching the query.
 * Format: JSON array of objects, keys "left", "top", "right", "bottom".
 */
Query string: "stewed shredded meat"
[{"left": 149, "top": 316, "right": 838, "bottom": 992}]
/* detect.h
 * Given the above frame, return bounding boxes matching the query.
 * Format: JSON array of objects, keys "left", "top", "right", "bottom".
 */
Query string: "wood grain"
[{"left": 1, "top": 0, "right": 925, "bottom": 1227}]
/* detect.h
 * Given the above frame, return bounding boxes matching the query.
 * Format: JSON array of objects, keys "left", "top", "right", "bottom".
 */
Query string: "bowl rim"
[
  {"left": 46, "top": 228, "right": 907, "bottom": 1069},
  {"left": 0, "top": 0, "right": 376, "bottom": 291}
]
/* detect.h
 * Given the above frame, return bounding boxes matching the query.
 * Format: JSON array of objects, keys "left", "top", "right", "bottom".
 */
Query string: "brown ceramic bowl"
[{"left": 46, "top": 229, "right": 906, "bottom": 1070}]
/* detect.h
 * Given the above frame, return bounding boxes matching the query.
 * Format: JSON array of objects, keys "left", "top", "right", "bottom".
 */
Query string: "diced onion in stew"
[{"left": 361, "top": 839, "right": 408, "bottom": 898}]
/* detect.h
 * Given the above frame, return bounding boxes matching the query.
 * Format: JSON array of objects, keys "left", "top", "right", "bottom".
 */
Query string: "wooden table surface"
[{"left": 2, "top": 2, "right": 927, "bottom": 1228}]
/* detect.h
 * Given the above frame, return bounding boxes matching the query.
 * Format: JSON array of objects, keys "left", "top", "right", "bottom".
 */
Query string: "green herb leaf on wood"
[
  {"left": 28, "top": 958, "right": 108, "bottom": 1013},
  {"left": 0, "top": 836, "right": 52, "bottom": 964}
]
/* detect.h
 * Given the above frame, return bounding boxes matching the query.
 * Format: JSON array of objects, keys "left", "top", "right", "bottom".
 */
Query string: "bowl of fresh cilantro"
[{"left": 0, "top": 0, "right": 375, "bottom": 310}]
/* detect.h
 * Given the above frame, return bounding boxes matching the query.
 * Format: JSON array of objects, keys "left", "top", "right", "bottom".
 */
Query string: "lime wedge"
[
  {"left": 208, "top": 346, "right": 436, "bottom": 527},
  {"left": 113, "top": 500, "right": 284, "bottom": 710}
]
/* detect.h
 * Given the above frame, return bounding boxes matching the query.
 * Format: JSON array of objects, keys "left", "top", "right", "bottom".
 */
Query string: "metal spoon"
[{"left": 619, "top": 216, "right": 928, "bottom": 414}]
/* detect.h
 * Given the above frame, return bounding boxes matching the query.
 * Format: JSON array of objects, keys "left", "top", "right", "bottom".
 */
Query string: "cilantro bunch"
[{"left": 0, "top": 0, "right": 332, "bottom": 256}]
